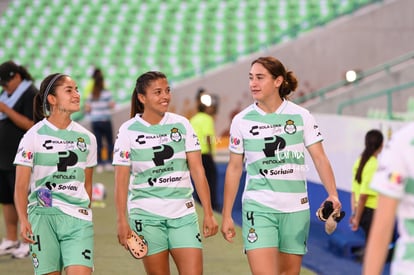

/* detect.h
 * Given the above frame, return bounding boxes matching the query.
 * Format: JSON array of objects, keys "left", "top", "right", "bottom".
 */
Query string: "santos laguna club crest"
[
  {"left": 170, "top": 127, "right": 182, "bottom": 142},
  {"left": 284, "top": 119, "right": 296, "bottom": 135},
  {"left": 77, "top": 137, "right": 87, "bottom": 152},
  {"left": 247, "top": 228, "right": 258, "bottom": 243}
]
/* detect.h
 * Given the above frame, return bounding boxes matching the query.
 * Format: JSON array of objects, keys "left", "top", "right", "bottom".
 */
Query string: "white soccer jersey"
[
  {"left": 14, "top": 119, "right": 97, "bottom": 220},
  {"left": 370, "top": 123, "right": 414, "bottom": 274},
  {"left": 229, "top": 100, "right": 323, "bottom": 213},
  {"left": 113, "top": 112, "right": 200, "bottom": 219},
  {"left": 14, "top": 119, "right": 97, "bottom": 221}
]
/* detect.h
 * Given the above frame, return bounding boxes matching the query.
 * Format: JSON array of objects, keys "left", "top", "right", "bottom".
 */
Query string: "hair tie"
[{"left": 43, "top": 74, "right": 64, "bottom": 116}]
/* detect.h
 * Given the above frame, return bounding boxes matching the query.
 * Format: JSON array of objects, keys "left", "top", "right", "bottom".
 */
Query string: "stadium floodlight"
[{"left": 345, "top": 70, "right": 358, "bottom": 83}]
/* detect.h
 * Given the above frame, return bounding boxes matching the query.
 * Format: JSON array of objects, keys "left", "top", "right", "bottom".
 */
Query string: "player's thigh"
[
  {"left": 129, "top": 217, "right": 168, "bottom": 256},
  {"left": 278, "top": 210, "right": 310, "bottom": 255},
  {"left": 278, "top": 252, "right": 303, "bottom": 275},
  {"left": 142, "top": 250, "right": 171, "bottom": 275},
  {"left": 130, "top": 218, "right": 171, "bottom": 274},
  {"left": 242, "top": 210, "right": 279, "bottom": 251},
  {"left": 242, "top": 209, "right": 309, "bottom": 255},
  {"left": 65, "top": 265, "right": 92, "bottom": 275},
  {"left": 168, "top": 213, "right": 202, "bottom": 250},
  {"left": 60, "top": 216, "right": 94, "bottom": 269},
  {"left": 170, "top": 247, "right": 202, "bottom": 275},
  {"left": 29, "top": 208, "right": 63, "bottom": 274},
  {"left": 246, "top": 247, "right": 278, "bottom": 275}
]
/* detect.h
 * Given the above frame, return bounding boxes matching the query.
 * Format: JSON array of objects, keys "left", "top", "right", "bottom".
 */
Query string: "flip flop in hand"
[{"left": 127, "top": 231, "right": 148, "bottom": 259}]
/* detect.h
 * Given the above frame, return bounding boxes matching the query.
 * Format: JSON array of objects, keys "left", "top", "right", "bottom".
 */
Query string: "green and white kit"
[
  {"left": 113, "top": 112, "right": 200, "bottom": 219},
  {"left": 14, "top": 118, "right": 97, "bottom": 220}
]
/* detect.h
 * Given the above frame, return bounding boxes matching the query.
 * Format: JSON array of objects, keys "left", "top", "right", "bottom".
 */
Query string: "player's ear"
[
  {"left": 274, "top": 75, "right": 283, "bottom": 88},
  {"left": 137, "top": 93, "right": 145, "bottom": 105}
]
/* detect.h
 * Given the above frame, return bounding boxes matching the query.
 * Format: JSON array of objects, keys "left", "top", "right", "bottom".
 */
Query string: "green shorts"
[
  {"left": 29, "top": 207, "right": 94, "bottom": 274},
  {"left": 242, "top": 209, "right": 310, "bottom": 255},
  {"left": 129, "top": 212, "right": 202, "bottom": 256}
]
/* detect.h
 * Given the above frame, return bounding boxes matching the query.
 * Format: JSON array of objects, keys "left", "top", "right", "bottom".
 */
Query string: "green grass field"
[{"left": 0, "top": 170, "right": 316, "bottom": 274}]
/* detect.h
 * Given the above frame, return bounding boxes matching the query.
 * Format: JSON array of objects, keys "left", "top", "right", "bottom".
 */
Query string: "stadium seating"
[{"left": 0, "top": 0, "right": 378, "bottom": 110}]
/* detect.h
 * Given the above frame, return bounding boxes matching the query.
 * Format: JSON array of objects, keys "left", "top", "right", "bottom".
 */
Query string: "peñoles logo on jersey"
[{"left": 152, "top": 145, "right": 174, "bottom": 166}]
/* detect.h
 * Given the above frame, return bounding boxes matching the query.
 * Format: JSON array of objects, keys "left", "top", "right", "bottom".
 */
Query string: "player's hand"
[
  {"left": 203, "top": 214, "right": 218, "bottom": 238},
  {"left": 117, "top": 220, "right": 132, "bottom": 250},
  {"left": 323, "top": 195, "right": 342, "bottom": 212},
  {"left": 221, "top": 217, "right": 236, "bottom": 243},
  {"left": 19, "top": 219, "right": 35, "bottom": 244}
]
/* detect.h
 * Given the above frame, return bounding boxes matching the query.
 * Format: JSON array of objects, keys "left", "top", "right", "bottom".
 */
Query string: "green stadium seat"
[{"left": 0, "top": 0, "right": 379, "bottom": 114}]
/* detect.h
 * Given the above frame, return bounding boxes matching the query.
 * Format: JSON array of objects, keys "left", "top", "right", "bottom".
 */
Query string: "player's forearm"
[
  {"left": 315, "top": 158, "right": 338, "bottom": 197},
  {"left": 115, "top": 193, "right": 128, "bottom": 222},
  {"left": 114, "top": 167, "right": 130, "bottom": 221},
  {"left": 84, "top": 167, "right": 94, "bottom": 203},
  {"left": 221, "top": 166, "right": 242, "bottom": 218},
  {"left": 192, "top": 172, "right": 214, "bottom": 216},
  {"left": 14, "top": 191, "right": 29, "bottom": 223},
  {"left": 14, "top": 166, "right": 31, "bottom": 223}
]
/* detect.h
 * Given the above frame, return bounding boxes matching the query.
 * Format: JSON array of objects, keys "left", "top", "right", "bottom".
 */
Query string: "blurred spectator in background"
[
  {"left": 84, "top": 68, "right": 115, "bottom": 173},
  {"left": 349, "top": 129, "right": 383, "bottom": 260},
  {"left": 0, "top": 60, "right": 37, "bottom": 258},
  {"left": 190, "top": 88, "right": 219, "bottom": 211}
]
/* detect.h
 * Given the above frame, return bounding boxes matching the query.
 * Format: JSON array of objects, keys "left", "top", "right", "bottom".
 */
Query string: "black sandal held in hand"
[{"left": 316, "top": 201, "right": 346, "bottom": 234}]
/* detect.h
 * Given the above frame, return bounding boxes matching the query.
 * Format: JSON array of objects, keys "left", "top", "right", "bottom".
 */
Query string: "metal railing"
[
  {"left": 294, "top": 50, "right": 414, "bottom": 105},
  {"left": 337, "top": 81, "right": 414, "bottom": 119}
]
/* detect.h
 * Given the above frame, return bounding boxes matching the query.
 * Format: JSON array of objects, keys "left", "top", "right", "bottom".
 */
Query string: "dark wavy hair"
[{"left": 251, "top": 56, "right": 298, "bottom": 99}]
